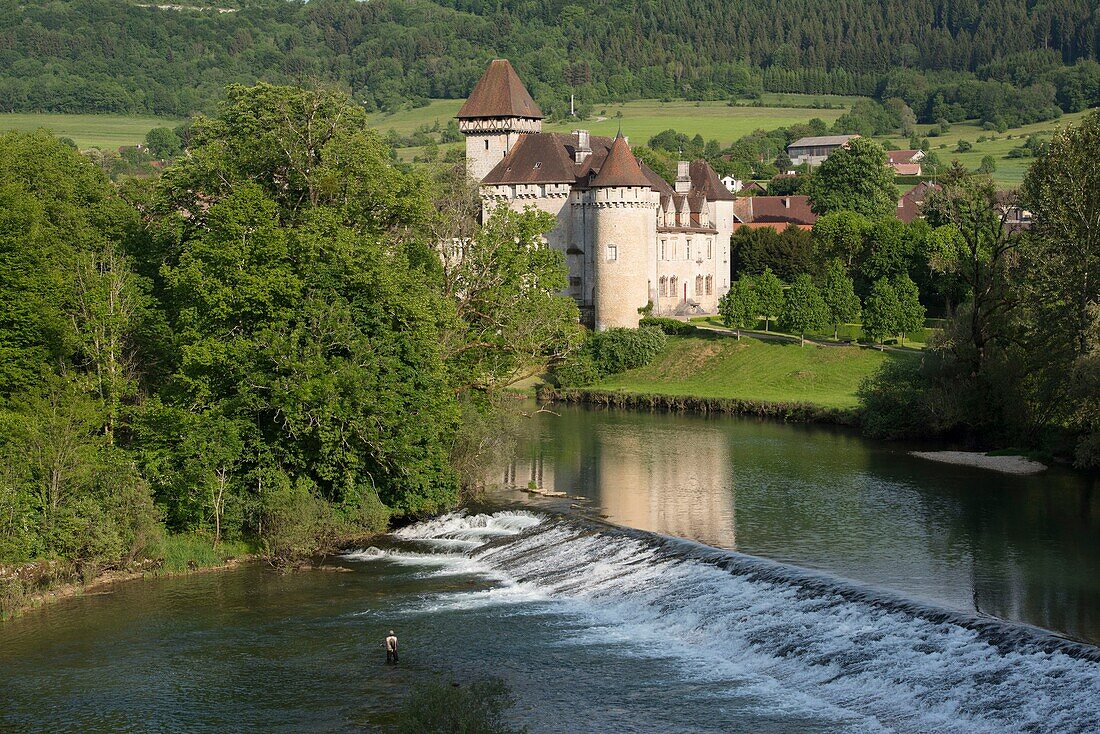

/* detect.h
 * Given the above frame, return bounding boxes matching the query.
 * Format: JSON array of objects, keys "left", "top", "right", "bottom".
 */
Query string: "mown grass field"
[
  {"left": 874, "top": 109, "right": 1097, "bottom": 187},
  {"left": 593, "top": 333, "right": 909, "bottom": 408},
  {"left": 367, "top": 95, "right": 858, "bottom": 146},
  {"left": 0, "top": 113, "right": 182, "bottom": 150}
]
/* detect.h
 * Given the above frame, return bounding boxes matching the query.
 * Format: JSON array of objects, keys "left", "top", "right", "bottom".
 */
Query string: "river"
[{"left": 1, "top": 406, "right": 1098, "bottom": 733}]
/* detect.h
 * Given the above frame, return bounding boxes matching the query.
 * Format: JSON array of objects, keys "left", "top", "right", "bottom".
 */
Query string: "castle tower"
[
  {"left": 589, "top": 133, "right": 659, "bottom": 330},
  {"left": 457, "top": 59, "right": 543, "bottom": 181}
]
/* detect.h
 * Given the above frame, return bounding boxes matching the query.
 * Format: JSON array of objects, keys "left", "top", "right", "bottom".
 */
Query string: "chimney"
[
  {"left": 675, "top": 160, "right": 691, "bottom": 193},
  {"left": 573, "top": 129, "right": 591, "bottom": 163}
]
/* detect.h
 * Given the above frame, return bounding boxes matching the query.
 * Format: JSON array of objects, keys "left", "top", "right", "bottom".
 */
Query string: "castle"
[{"left": 458, "top": 59, "right": 735, "bottom": 330}]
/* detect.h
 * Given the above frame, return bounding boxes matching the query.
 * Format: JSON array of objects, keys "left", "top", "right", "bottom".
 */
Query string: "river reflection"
[{"left": 503, "top": 404, "right": 1100, "bottom": 644}]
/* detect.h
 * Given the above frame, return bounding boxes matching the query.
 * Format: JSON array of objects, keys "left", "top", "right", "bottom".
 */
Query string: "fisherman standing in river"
[{"left": 384, "top": 630, "right": 399, "bottom": 664}]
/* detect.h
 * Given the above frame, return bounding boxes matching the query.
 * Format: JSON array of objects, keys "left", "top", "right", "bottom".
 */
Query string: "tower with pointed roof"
[
  {"left": 588, "top": 132, "right": 659, "bottom": 330},
  {"left": 458, "top": 59, "right": 543, "bottom": 181},
  {"left": 460, "top": 59, "right": 736, "bottom": 329}
]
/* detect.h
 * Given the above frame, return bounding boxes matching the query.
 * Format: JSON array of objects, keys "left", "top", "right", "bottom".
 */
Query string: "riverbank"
[
  {"left": 584, "top": 333, "right": 910, "bottom": 409},
  {"left": 538, "top": 386, "right": 858, "bottom": 425},
  {"left": 909, "top": 450, "right": 1048, "bottom": 474}
]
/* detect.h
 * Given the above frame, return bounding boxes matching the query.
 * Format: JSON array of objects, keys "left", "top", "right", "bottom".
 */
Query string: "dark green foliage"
[
  {"left": 718, "top": 279, "right": 759, "bottom": 338},
  {"left": 856, "top": 359, "right": 934, "bottom": 438},
  {"left": 754, "top": 268, "right": 785, "bottom": 332},
  {"left": 396, "top": 678, "right": 525, "bottom": 734},
  {"left": 144, "top": 127, "right": 181, "bottom": 159},
  {"left": 731, "top": 225, "right": 815, "bottom": 281},
  {"left": 806, "top": 138, "right": 899, "bottom": 218},
  {"left": 820, "top": 259, "right": 861, "bottom": 340},
  {"left": 639, "top": 316, "right": 698, "bottom": 335},
  {"left": 553, "top": 327, "right": 667, "bottom": 386},
  {"left": 0, "top": 0, "right": 1096, "bottom": 119},
  {"left": 862, "top": 278, "right": 901, "bottom": 345}
]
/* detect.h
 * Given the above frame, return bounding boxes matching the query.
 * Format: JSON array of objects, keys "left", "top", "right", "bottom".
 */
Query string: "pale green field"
[
  {"left": 0, "top": 113, "right": 181, "bottom": 150},
  {"left": 368, "top": 95, "right": 857, "bottom": 147},
  {"left": 876, "top": 109, "right": 1097, "bottom": 187}
]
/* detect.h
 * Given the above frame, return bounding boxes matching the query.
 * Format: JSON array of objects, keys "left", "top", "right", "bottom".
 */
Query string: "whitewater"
[{"left": 346, "top": 510, "right": 1100, "bottom": 734}]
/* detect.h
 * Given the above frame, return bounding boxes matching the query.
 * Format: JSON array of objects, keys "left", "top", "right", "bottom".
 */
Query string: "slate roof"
[
  {"left": 591, "top": 133, "right": 651, "bottom": 187},
  {"left": 787, "top": 135, "right": 860, "bottom": 149},
  {"left": 688, "top": 159, "right": 735, "bottom": 201},
  {"left": 457, "top": 59, "right": 543, "bottom": 120}
]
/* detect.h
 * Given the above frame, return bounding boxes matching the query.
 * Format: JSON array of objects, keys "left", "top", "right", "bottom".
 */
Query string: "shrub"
[
  {"left": 856, "top": 359, "right": 933, "bottom": 439},
  {"left": 552, "top": 349, "right": 602, "bottom": 387},
  {"left": 639, "top": 316, "right": 697, "bottom": 335},
  {"left": 589, "top": 327, "right": 667, "bottom": 374},
  {"left": 955, "top": 140, "right": 972, "bottom": 152}
]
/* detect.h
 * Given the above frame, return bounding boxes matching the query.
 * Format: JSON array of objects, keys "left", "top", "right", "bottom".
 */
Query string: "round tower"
[{"left": 590, "top": 133, "right": 658, "bottom": 330}]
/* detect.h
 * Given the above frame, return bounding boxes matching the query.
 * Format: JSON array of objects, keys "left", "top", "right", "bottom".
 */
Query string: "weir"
[{"left": 350, "top": 510, "right": 1100, "bottom": 734}]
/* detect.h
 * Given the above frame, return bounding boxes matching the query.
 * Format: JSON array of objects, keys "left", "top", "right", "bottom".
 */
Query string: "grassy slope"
[
  {"left": 368, "top": 95, "right": 855, "bottom": 145},
  {"left": 875, "top": 109, "right": 1097, "bottom": 187},
  {"left": 0, "top": 113, "right": 182, "bottom": 150},
  {"left": 593, "top": 333, "right": 908, "bottom": 409}
]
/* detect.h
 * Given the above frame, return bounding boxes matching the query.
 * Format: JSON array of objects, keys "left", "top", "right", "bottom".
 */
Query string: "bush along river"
[{"left": 2, "top": 405, "right": 1098, "bottom": 733}]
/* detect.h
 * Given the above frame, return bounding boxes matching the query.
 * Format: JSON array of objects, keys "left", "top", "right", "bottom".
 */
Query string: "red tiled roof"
[
  {"left": 896, "top": 181, "right": 940, "bottom": 223},
  {"left": 733, "top": 195, "right": 817, "bottom": 225},
  {"left": 590, "top": 133, "right": 651, "bottom": 187},
  {"left": 887, "top": 150, "right": 920, "bottom": 164},
  {"left": 892, "top": 163, "right": 923, "bottom": 176},
  {"left": 457, "top": 59, "right": 543, "bottom": 120}
]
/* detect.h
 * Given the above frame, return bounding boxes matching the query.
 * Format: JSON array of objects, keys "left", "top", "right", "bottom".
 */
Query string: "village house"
[
  {"left": 887, "top": 149, "right": 924, "bottom": 176},
  {"left": 786, "top": 134, "right": 859, "bottom": 166},
  {"left": 461, "top": 59, "right": 735, "bottom": 330},
  {"left": 732, "top": 195, "right": 817, "bottom": 229}
]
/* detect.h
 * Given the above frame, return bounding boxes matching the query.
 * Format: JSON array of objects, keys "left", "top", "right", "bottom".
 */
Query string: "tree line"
[
  {"left": 0, "top": 0, "right": 1098, "bottom": 120},
  {"left": 0, "top": 83, "right": 580, "bottom": 586}
]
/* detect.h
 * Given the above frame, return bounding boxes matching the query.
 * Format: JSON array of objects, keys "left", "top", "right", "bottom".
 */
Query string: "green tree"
[
  {"left": 144, "top": 127, "right": 181, "bottom": 159},
  {"left": 978, "top": 155, "right": 997, "bottom": 174},
  {"left": 812, "top": 210, "right": 869, "bottom": 270},
  {"left": 893, "top": 273, "right": 925, "bottom": 343},
  {"left": 821, "top": 259, "right": 861, "bottom": 340},
  {"left": 862, "top": 278, "right": 901, "bottom": 348},
  {"left": 754, "top": 268, "right": 785, "bottom": 332},
  {"left": 806, "top": 138, "right": 899, "bottom": 218},
  {"left": 1019, "top": 110, "right": 1100, "bottom": 464},
  {"left": 719, "top": 278, "right": 759, "bottom": 339},
  {"left": 781, "top": 274, "right": 828, "bottom": 346}
]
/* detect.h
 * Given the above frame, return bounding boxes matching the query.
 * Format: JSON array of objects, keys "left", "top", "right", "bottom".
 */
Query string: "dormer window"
[{"left": 534, "top": 162, "right": 542, "bottom": 169}]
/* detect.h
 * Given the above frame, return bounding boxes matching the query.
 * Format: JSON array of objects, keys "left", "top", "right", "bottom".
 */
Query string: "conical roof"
[
  {"left": 590, "top": 133, "right": 651, "bottom": 188},
  {"left": 457, "top": 59, "right": 543, "bottom": 120}
]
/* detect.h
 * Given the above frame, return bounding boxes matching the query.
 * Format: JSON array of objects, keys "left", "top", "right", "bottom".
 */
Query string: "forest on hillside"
[{"left": 1, "top": 0, "right": 1098, "bottom": 121}]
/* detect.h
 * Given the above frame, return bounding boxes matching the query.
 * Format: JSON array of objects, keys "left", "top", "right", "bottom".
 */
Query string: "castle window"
[
  {"left": 707, "top": 239, "right": 713, "bottom": 259},
  {"left": 706, "top": 275, "right": 713, "bottom": 295},
  {"left": 659, "top": 276, "right": 668, "bottom": 297},
  {"left": 670, "top": 276, "right": 678, "bottom": 297},
  {"left": 660, "top": 240, "right": 666, "bottom": 260},
  {"left": 686, "top": 239, "right": 692, "bottom": 260},
  {"left": 695, "top": 275, "right": 704, "bottom": 296},
  {"left": 606, "top": 245, "right": 618, "bottom": 262},
  {"left": 485, "top": 140, "right": 489, "bottom": 150}
]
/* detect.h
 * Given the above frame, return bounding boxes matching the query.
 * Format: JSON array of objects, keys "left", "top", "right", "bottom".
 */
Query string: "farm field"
[
  {"left": 0, "top": 113, "right": 181, "bottom": 150},
  {"left": 874, "top": 109, "right": 1097, "bottom": 187},
  {"left": 367, "top": 95, "right": 858, "bottom": 146}
]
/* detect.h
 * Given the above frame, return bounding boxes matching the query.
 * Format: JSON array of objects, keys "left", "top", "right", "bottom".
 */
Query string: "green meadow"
[
  {"left": 593, "top": 333, "right": 906, "bottom": 409},
  {"left": 0, "top": 113, "right": 181, "bottom": 150},
  {"left": 367, "top": 95, "right": 857, "bottom": 146},
  {"left": 875, "top": 109, "right": 1097, "bottom": 187}
]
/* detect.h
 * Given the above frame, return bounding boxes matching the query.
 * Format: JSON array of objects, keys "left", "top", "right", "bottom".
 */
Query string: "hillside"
[{"left": 1, "top": 0, "right": 1097, "bottom": 120}]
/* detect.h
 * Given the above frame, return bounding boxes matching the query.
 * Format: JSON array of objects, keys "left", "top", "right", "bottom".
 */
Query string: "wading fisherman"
[{"left": 385, "top": 630, "right": 399, "bottom": 664}]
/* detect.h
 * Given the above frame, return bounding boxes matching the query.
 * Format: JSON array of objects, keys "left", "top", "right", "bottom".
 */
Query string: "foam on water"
[{"left": 348, "top": 510, "right": 1100, "bottom": 734}]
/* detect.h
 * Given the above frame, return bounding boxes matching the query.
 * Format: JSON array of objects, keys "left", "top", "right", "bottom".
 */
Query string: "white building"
[{"left": 460, "top": 60, "right": 735, "bottom": 329}]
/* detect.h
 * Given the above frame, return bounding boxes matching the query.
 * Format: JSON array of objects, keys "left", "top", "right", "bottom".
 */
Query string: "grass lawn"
[
  {"left": 368, "top": 96, "right": 859, "bottom": 150},
  {"left": 0, "top": 113, "right": 182, "bottom": 150},
  {"left": 593, "top": 332, "right": 910, "bottom": 409},
  {"left": 874, "top": 108, "right": 1097, "bottom": 188}
]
